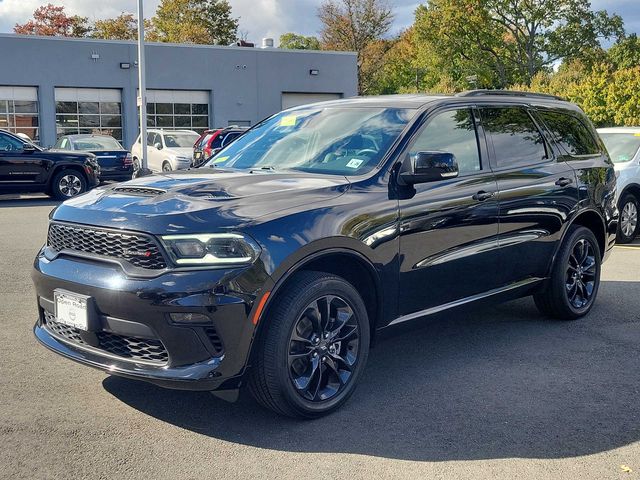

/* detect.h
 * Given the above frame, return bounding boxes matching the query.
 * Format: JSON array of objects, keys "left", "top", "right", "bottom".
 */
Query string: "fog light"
[{"left": 169, "top": 312, "right": 211, "bottom": 323}]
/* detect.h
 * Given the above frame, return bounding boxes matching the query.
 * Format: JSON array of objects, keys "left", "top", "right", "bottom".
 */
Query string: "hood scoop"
[{"left": 112, "top": 186, "right": 167, "bottom": 196}]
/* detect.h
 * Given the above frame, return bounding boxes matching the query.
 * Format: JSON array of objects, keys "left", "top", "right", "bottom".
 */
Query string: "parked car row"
[
  {"left": 0, "top": 116, "right": 638, "bottom": 245},
  {"left": 597, "top": 127, "right": 640, "bottom": 243}
]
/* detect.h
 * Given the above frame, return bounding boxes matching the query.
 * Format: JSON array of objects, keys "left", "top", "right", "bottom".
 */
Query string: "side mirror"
[
  {"left": 22, "top": 143, "right": 36, "bottom": 152},
  {"left": 399, "top": 151, "right": 459, "bottom": 185},
  {"left": 154, "top": 142, "right": 163, "bottom": 150}
]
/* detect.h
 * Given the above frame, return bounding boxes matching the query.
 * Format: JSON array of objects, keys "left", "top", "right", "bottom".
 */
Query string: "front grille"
[
  {"left": 47, "top": 223, "right": 167, "bottom": 270},
  {"left": 95, "top": 331, "right": 168, "bottom": 363},
  {"left": 113, "top": 186, "right": 166, "bottom": 196},
  {"left": 43, "top": 312, "right": 168, "bottom": 364}
]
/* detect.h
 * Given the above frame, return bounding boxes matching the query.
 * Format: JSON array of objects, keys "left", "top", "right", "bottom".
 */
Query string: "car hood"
[{"left": 51, "top": 169, "right": 350, "bottom": 234}]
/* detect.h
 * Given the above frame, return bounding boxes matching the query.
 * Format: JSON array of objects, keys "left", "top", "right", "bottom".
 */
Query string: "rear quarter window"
[{"left": 537, "top": 110, "right": 600, "bottom": 156}]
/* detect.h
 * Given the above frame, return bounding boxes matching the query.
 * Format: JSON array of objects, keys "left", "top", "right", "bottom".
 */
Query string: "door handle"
[
  {"left": 555, "top": 177, "right": 573, "bottom": 187},
  {"left": 472, "top": 191, "right": 495, "bottom": 202}
]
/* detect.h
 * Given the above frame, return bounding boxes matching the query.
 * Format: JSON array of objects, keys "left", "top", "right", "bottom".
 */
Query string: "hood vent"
[{"left": 113, "top": 186, "right": 167, "bottom": 196}]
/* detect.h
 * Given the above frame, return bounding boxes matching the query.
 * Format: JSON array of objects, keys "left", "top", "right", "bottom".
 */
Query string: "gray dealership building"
[{"left": 0, "top": 34, "right": 357, "bottom": 148}]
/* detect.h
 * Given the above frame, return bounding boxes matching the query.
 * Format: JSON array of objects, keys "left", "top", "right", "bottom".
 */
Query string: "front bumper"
[
  {"left": 34, "top": 322, "right": 224, "bottom": 390},
  {"left": 32, "top": 248, "right": 272, "bottom": 391}
]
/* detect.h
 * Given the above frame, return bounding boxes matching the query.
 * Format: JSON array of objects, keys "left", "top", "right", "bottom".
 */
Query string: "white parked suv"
[
  {"left": 598, "top": 127, "right": 640, "bottom": 243},
  {"left": 131, "top": 129, "right": 200, "bottom": 173}
]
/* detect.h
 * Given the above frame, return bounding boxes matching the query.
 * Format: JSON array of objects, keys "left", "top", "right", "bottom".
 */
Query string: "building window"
[
  {"left": 0, "top": 86, "right": 39, "bottom": 142},
  {"left": 145, "top": 102, "right": 209, "bottom": 134},
  {"left": 54, "top": 88, "right": 122, "bottom": 141},
  {"left": 142, "top": 90, "right": 210, "bottom": 134}
]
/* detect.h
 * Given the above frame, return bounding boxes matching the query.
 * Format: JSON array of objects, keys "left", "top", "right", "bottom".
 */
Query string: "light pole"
[{"left": 135, "top": 0, "right": 152, "bottom": 177}]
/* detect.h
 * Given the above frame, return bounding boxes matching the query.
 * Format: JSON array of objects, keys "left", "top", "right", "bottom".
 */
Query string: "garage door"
[
  {"left": 55, "top": 88, "right": 122, "bottom": 140},
  {"left": 0, "top": 86, "right": 39, "bottom": 142},
  {"left": 145, "top": 90, "right": 210, "bottom": 133},
  {"left": 281, "top": 93, "right": 342, "bottom": 110}
]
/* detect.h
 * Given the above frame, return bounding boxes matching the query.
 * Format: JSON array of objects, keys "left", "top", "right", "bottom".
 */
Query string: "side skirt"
[{"left": 388, "top": 277, "right": 545, "bottom": 327}]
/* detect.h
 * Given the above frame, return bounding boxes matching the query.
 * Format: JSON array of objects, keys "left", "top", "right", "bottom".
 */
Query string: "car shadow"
[{"left": 103, "top": 280, "right": 640, "bottom": 462}]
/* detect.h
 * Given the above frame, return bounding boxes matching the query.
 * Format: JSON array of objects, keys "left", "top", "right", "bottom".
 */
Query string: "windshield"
[
  {"left": 164, "top": 132, "right": 199, "bottom": 148},
  {"left": 600, "top": 133, "right": 640, "bottom": 163},
  {"left": 203, "top": 107, "right": 416, "bottom": 176},
  {"left": 73, "top": 136, "right": 122, "bottom": 151}
]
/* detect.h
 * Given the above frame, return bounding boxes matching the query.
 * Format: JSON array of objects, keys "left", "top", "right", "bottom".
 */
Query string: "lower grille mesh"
[{"left": 43, "top": 311, "right": 168, "bottom": 364}]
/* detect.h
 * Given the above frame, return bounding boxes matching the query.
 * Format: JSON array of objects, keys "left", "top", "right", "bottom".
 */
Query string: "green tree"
[
  {"left": 152, "top": 0, "right": 238, "bottom": 45},
  {"left": 14, "top": 3, "right": 91, "bottom": 37},
  {"left": 318, "top": 0, "right": 394, "bottom": 94},
  {"left": 279, "top": 33, "right": 321, "bottom": 50},
  {"left": 608, "top": 34, "right": 640, "bottom": 69},
  {"left": 92, "top": 13, "right": 138, "bottom": 41},
  {"left": 415, "top": 0, "right": 624, "bottom": 88}
]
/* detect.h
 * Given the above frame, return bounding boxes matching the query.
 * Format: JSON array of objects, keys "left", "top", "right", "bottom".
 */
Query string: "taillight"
[{"left": 123, "top": 153, "right": 133, "bottom": 166}]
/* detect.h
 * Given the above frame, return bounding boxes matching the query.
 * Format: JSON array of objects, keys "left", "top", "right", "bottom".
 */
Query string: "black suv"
[
  {"left": 32, "top": 92, "right": 617, "bottom": 418},
  {"left": 0, "top": 130, "right": 100, "bottom": 199}
]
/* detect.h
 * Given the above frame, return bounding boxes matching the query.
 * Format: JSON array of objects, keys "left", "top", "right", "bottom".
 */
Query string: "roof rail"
[{"left": 456, "top": 89, "right": 565, "bottom": 101}]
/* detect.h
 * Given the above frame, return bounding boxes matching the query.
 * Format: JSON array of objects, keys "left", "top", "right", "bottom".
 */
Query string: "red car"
[{"left": 192, "top": 126, "right": 247, "bottom": 167}]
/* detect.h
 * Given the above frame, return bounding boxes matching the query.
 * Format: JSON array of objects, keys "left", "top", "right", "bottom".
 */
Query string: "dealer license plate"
[{"left": 54, "top": 290, "right": 88, "bottom": 330}]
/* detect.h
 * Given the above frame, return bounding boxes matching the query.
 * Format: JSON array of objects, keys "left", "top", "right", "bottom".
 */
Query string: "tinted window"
[
  {"left": 482, "top": 107, "right": 547, "bottom": 168},
  {"left": 0, "top": 132, "right": 24, "bottom": 151},
  {"left": 410, "top": 109, "right": 481, "bottom": 174},
  {"left": 538, "top": 110, "right": 599, "bottom": 156},
  {"left": 221, "top": 132, "right": 242, "bottom": 147}
]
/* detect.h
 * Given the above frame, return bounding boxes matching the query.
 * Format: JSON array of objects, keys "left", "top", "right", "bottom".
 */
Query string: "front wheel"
[
  {"left": 534, "top": 226, "right": 601, "bottom": 320},
  {"left": 248, "top": 271, "right": 370, "bottom": 418},
  {"left": 162, "top": 161, "right": 172, "bottom": 172},
  {"left": 50, "top": 169, "right": 87, "bottom": 200},
  {"left": 617, "top": 193, "right": 639, "bottom": 244}
]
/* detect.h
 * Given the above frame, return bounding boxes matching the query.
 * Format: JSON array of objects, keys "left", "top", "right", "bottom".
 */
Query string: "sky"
[{"left": 0, "top": 0, "right": 638, "bottom": 44}]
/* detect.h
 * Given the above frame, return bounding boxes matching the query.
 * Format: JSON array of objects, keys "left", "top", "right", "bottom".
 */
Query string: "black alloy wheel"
[
  {"left": 534, "top": 225, "right": 601, "bottom": 320},
  {"left": 565, "top": 238, "right": 597, "bottom": 309},
  {"left": 248, "top": 271, "right": 370, "bottom": 418},
  {"left": 288, "top": 295, "right": 360, "bottom": 402}
]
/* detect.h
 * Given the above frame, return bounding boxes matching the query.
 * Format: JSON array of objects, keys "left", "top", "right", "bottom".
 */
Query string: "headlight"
[{"left": 160, "top": 233, "right": 261, "bottom": 266}]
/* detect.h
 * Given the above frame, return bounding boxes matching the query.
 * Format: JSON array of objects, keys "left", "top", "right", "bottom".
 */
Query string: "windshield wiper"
[{"left": 249, "top": 166, "right": 277, "bottom": 173}]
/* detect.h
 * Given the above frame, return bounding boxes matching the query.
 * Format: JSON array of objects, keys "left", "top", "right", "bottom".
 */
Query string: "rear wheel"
[
  {"left": 617, "top": 193, "right": 639, "bottom": 244},
  {"left": 50, "top": 169, "right": 87, "bottom": 200},
  {"left": 248, "top": 271, "right": 370, "bottom": 418},
  {"left": 534, "top": 226, "right": 601, "bottom": 320}
]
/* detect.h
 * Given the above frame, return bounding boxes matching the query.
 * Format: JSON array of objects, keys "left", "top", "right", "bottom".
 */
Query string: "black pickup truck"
[{"left": 0, "top": 130, "right": 100, "bottom": 199}]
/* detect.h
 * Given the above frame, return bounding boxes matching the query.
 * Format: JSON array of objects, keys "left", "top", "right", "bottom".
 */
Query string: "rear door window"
[
  {"left": 481, "top": 107, "right": 547, "bottom": 169},
  {"left": 537, "top": 110, "right": 600, "bottom": 156}
]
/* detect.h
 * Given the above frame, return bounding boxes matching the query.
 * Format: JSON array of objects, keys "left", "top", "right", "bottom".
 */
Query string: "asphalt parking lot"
[{"left": 1, "top": 193, "right": 639, "bottom": 480}]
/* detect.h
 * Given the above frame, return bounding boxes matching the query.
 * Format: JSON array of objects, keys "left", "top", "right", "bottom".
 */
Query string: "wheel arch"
[
  {"left": 619, "top": 183, "right": 640, "bottom": 204},
  {"left": 564, "top": 208, "right": 606, "bottom": 257},
  {"left": 255, "top": 247, "right": 384, "bottom": 347},
  {"left": 48, "top": 164, "right": 88, "bottom": 186}
]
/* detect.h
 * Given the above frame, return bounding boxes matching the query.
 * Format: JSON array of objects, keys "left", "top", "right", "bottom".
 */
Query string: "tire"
[
  {"left": 616, "top": 193, "right": 639, "bottom": 244},
  {"left": 162, "top": 161, "right": 172, "bottom": 172},
  {"left": 50, "top": 169, "right": 87, "bottom": 200},
  {"left": 248, "top": 271, "right": 370, "bottom": 418},
  {"left": 534, "top": 226, "right": 601, "bottom": 320}
]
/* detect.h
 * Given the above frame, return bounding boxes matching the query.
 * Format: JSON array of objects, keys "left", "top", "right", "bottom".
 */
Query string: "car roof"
[
  {"left": 285, "top": 91, "right": 579, "bottom": 111},
  {"left": 597, "top": 127, "right": 640, "bottom": 134},
  {"left": 148, "top": 129, "right": 198, "bottom": 134}
]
